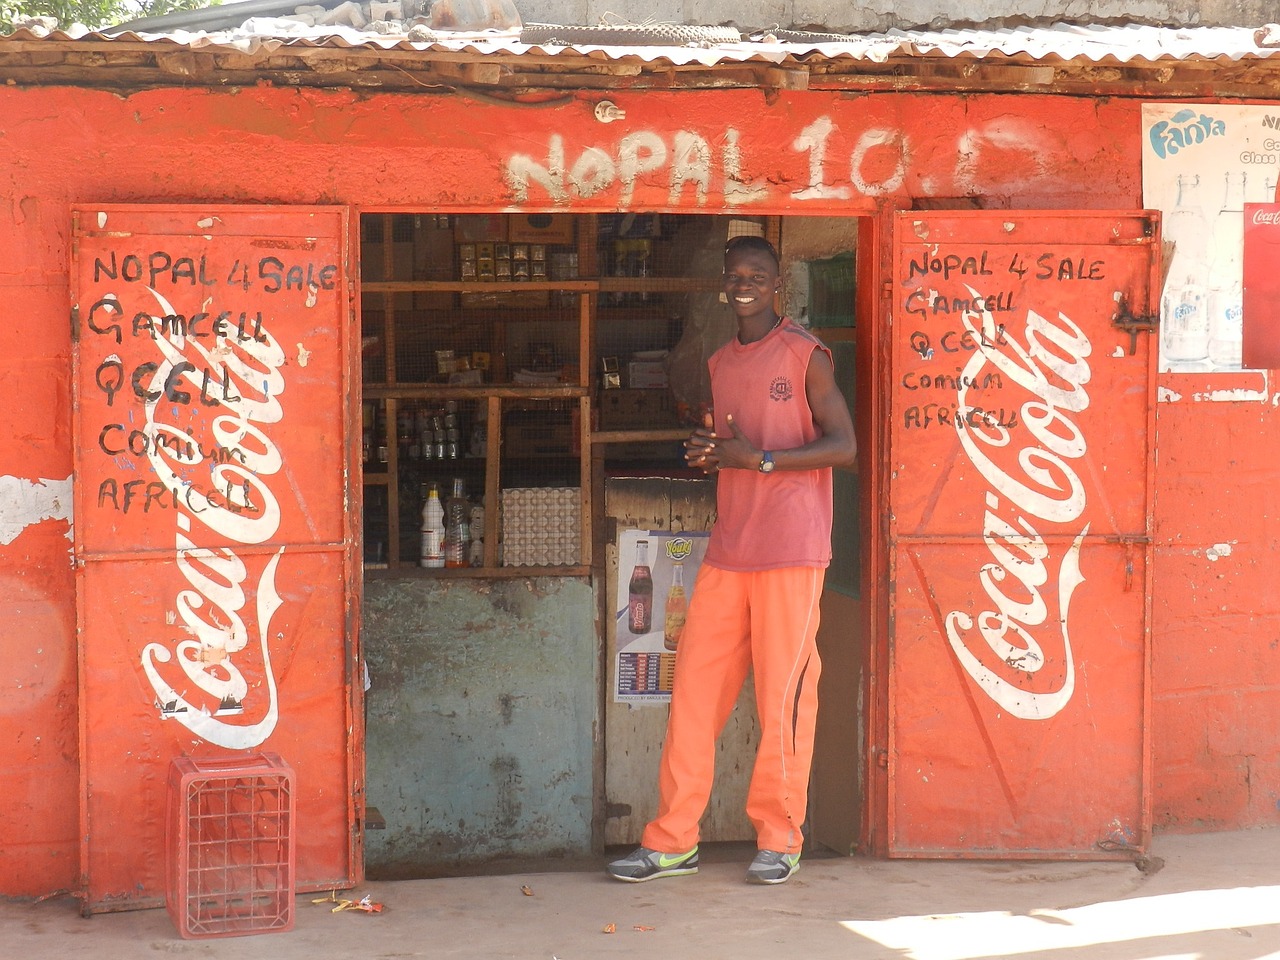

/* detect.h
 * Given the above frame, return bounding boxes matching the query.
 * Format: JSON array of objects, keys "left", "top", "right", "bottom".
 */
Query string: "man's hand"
[
  {"left": 685, "top": 412, "right": 761, "bottom": 473},
  {"left": 684, "top": 412, "right": 720, "bottom": 474}
]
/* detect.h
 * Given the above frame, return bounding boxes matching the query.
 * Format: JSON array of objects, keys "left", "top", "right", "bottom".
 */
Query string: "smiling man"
[{"left": 606, "top": 234, "right": 858, "bottom": 886}]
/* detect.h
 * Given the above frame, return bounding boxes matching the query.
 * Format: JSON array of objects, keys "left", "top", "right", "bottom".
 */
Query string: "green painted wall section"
[{"left": 362, "top": 576, "right": 596, "bottom": 877}]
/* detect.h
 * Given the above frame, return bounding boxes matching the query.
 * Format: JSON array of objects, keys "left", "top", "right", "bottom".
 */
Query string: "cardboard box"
[
  {"left": 504, "top": 422, "right": 574, "bottom": 457},
  {"left": 508, "top": 214, "right": 575, "bottom": 245},
  {"left": 598, "top": 388, "right": 677, "bottom": 430},
  {"left": 627, "top": 360, "right": 669, "bottom": 389}
]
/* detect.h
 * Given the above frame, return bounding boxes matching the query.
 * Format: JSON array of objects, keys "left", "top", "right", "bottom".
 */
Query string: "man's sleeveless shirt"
[{"left": 704, "top": 318, "right": 834, "bottom": 572}]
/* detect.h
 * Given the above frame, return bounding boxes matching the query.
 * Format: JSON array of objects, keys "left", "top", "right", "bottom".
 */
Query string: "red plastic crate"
[{"left": 166, "top": 753, "right": 296, "bottom": 939}]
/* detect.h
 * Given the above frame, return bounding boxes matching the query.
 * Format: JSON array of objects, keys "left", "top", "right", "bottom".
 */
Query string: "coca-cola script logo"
[
  {"left": 138, "top": 289, "right": 286, "bottom": 749},
  {"left": 946, "top": 285, "right": 1092, "bottom": 720},
  {"left": 1251, "top": 207, "right": 1280, "bottom": 226}
]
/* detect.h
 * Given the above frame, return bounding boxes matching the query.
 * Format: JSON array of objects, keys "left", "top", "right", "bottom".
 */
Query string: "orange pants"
[{"left": 641, "top": 565, "right": 824, "bottom": 855}]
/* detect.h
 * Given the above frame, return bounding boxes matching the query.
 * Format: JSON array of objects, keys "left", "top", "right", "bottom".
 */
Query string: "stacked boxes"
[
  {"left": 501, "top": 487, "right": 581, "bottom": 566},
  {"left": 166, "top": 753, "right": 296, "bottom": 940}
]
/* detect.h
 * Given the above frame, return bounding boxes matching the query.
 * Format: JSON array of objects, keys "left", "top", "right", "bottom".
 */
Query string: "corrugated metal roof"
[{"left": 3, "top": 18, "right": 1279, "bottom": 69}]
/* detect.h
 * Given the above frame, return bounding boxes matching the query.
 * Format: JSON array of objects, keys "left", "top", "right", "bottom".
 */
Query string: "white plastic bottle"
[{"left": 420, "top": 482, "right": 445, "bottom": 569}]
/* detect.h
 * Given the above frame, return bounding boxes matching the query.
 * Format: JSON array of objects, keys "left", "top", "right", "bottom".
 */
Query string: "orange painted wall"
[{"left": 0, "top": 82, "right": 1272, "bottom": 894}]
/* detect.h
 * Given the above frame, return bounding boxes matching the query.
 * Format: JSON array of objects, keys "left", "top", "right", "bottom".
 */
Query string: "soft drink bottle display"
[
  {"left": 420, "top": 482, "right": 445, "bottom": 569},
  {"left": 663, "top": 561, "right": 687, "bottom": 651},
  {"left": 628, "top": 540, "right": 653, "bottom": 634}
]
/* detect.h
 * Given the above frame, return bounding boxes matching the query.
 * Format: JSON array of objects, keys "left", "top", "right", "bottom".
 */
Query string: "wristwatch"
[{"left": 758, "top": 451, "right": 775, "bottom": 474}]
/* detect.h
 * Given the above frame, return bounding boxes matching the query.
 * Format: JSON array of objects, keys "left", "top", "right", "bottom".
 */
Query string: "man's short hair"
[{"left": 724, "top": 235, "right": 780, "bottom": 268}]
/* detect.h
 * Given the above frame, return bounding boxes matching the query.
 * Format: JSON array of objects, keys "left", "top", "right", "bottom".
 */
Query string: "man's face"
[{"left": 723, "top": 247, "right": 779, "bottom": 322}]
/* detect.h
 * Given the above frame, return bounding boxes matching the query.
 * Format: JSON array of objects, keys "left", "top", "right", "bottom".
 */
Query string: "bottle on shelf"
[
  {"left": 468, "top": 500, "right": 485, "bottom": 567},
  {"left": 628, "top": 539, "right": 653, "bottom": 634},
  {"left": 663, "top": 561, "right": 686, "bottom": 651},
  {"left": 444, "top": 477, "right": 471, "bottom": 568},
  {"left": 361, "top": 402, "right": 374, "bottom": 465},
  {"left": 375, "top": 401, "right": 389, "bottom": 465},
  {"left": 420, "top": 482, "right": 445, "bottom": 569}
]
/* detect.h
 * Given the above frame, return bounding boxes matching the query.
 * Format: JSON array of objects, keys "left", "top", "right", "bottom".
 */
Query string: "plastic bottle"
[
  {"left": 420, "top": 482, "right": 445, "bottom": 569},
  {"left": 663, "top": 561, "right": 686, "bottom": 651},
  {"left": 444, "top": 477, "right": 471, "bottom": 568},
  {"left": 628, "top": 539, "right": 653, "bottom": 634}
]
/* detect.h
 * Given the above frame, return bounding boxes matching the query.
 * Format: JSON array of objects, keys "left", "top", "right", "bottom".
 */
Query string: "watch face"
[{"left": 760, "top": 454, "right": 775, "bottom": 473}]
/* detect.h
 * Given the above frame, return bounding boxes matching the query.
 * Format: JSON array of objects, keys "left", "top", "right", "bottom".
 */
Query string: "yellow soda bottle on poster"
[{"left": 663, "top": 561, "right": 686, "bottom": 651}]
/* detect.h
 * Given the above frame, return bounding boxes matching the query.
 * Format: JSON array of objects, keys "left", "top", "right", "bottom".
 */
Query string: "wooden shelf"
[
  {"left": 363, "top": 564, "right": 591, "bottom": 580},
  {"left": 592, "top": 428, "right": 689, "bottom": 444},
  {"left": 364, "top": 384, "right": 587, "bottom": 400},
  {"left": 362, "top": 279, "right": 599, "bottom": 293}
]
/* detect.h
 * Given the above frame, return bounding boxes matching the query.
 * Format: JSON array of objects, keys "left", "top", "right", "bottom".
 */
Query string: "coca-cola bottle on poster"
[{"left": 628, "top": 539, "right": 653, "bottom": 634}]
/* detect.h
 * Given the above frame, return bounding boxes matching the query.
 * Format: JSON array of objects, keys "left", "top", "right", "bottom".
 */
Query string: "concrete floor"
[{"left": 8, "top": 828, "right": 1280, "bottom": 959}]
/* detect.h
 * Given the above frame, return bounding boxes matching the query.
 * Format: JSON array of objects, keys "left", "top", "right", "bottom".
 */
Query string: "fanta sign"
[{"left": 1148, "top": 108, "right": 1227, "bottom": 159}]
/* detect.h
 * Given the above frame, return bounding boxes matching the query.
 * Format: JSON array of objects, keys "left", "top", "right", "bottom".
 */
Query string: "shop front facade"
[{"left": 2, "top": 23, "right": 1279, "bottom": 905}]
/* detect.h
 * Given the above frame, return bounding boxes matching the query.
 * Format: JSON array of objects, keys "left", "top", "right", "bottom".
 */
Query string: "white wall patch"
[{"left": 0, "top": 475, "right": 73, "bottom": 545}]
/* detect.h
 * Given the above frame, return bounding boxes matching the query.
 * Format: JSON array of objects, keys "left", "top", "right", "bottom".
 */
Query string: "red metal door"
[
  {"left": 886, "top": 211, "right": 1158, "bottom": 857},
  {"left": 71, "top": 206, "right": 359, "bottom": 910}
]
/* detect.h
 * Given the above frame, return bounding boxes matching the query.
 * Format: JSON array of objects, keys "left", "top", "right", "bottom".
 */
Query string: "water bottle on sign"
[
  {"left": 1207, "top": 281, "right": 1244, "bottom": 369},
  {"left": 1161, "top": 278, "right": 1209, "bottom": 364},
  {"left": 420, "top": 482, "right": 445, "bottom": 569}
]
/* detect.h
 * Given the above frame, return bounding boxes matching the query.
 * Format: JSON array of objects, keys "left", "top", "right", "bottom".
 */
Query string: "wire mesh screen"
[{"left": 360, "top": 213, "right": 585, "bottom": 570}]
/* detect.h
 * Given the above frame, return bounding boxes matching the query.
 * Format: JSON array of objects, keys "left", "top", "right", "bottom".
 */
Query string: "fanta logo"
[
  {"left": 1149, "top": 109, "right": 1227, "bottom": 159},
  {"left": 769, "top": 376, "right": 794, "bottom": 402},
  {"left": 1173, "top": 302, "right": 1197, "bottom": 321},
  {"left": 665, "top": 537, "right": 693, "bottom": 561}
]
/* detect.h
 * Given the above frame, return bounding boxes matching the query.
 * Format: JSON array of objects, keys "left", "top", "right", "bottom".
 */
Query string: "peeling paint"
[
  {"left": 297, "top": 342, "right": 312, "bottom": 366},
  {"left": 1193, "top": 387, "right": 1270, "bottom": 402},
  {"left": 1158, "top": 372, "right": 1272, "bottom": 402},
  {"left": 0, "top": 475, "right": 73, "bottom": 545},
  {"left": 1206, "top": 542, "right": 1236, "bottom": 561}
]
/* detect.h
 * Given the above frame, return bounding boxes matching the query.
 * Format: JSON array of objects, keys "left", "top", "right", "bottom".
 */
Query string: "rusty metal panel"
[
  {"left": 70, "top": 205, "right": 359, "bottom": 911},
  {"left": 887, "top": 210, "right": 1158, "bottom": 857}
]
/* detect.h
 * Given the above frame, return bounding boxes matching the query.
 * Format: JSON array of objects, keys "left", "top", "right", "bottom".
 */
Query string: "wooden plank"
[
  {"left": 483, "top": 395, "right": 501, "bottom": 567},
  {"left": 364, "top": 384, "right": 587, "bottom": 400},
  {"left": 593, "top": 428, "right": 688, "bottom": 443},
  {"left": 578, "top": 395, "right": 592, "bottom": 568},
  {"left": 603, "top": 476, "right": 759, "bottom": 847}
]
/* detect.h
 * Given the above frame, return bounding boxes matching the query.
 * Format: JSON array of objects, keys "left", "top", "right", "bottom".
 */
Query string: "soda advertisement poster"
[
  {"left": 1141, "top": 103, "right": 1280, "bottom": 372},
  {"left": 614, "top": 529, "right": 709, "bottom": 704},
  {"left": 1243, "top": 202, "right": 1280, "bottom": 368}
]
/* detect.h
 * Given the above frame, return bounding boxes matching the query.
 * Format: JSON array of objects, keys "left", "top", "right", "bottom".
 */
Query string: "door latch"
[{"left": 1112, "top": 294, "right": 1158, "bottom": 355}]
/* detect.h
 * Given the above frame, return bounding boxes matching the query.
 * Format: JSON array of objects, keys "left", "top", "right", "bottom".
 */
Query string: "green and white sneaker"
[
  {"left": 605, "top": 845, "right": 699, "bottom": 882},
  {"left": 746, "top": 849, "right": 800, "bottom": 884}
]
